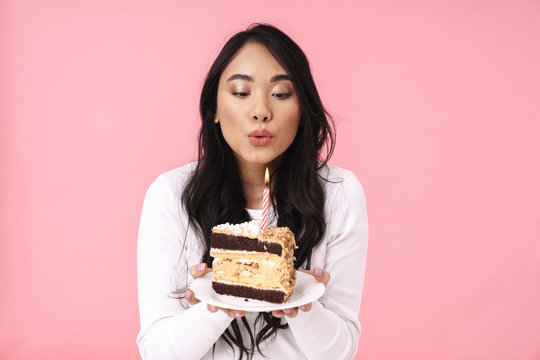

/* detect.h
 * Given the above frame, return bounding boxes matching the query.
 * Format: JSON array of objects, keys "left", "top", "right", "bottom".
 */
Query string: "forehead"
[{"left": 221, "top": 42, "right": 287, "bottom": 79}]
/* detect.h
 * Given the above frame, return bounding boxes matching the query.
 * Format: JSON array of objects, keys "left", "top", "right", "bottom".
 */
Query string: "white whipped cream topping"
[{"left": 213, "top": 220, "right": 261, "bottom": 237}]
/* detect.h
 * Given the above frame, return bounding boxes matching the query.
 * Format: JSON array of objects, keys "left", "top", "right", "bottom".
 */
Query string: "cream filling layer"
[
  {"left": 213, "top": 258, "right": 279, "bottom": 267},
  {"left": 210, "top": 248, "right": 295, "bottom": 295},
  {"left": 212, "top": 260, "right": 294, "bottom": 294}
]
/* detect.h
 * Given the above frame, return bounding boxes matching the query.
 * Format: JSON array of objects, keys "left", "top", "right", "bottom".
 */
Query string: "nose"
[
  {"left": 250, "top": 96, "right": 272, "bottom": 122},
  {"left": 252, "top": 113, "right": 270, "bottom": 121}
]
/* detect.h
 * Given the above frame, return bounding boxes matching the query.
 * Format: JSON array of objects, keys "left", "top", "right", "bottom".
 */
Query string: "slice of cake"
[{"left": 209, "top": 220, "right": 296, "bottom": 303}]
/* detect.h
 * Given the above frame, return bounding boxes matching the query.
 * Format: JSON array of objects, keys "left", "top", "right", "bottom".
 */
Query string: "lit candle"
[{"left": 260, "top": 167, "right": 270, "bottom": 231}]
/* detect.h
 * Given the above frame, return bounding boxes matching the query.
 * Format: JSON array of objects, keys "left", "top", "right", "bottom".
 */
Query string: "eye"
[
  {"left": 232, "top": 92, "right": 249, "bottom": 98},
  {"left": 272, "top": 93, "right": 292, "bottom": 99}
]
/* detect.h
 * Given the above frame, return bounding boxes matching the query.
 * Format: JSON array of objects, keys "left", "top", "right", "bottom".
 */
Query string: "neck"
[{"left": 236, "top": 161, "right": 267, "bottom": 209}]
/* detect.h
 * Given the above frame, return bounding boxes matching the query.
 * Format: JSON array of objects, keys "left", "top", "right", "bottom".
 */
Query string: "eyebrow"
[{"left": 226, "top": 74, "right": 293, "bottom": 82}]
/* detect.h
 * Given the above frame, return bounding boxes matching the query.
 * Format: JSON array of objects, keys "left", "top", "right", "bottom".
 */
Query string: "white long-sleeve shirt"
[{"left": 137, "top": 162, "right": 368, "bottom": 360}]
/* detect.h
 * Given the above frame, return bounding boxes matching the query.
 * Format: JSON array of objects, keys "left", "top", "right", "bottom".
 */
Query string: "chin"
[
  {"left": 233, "top": 144, "right": 290, "bottom": 166},
  {"left": 236, "top": 152, "right": 280, "bottom": 166},
  {"left": 244, "top": 157, "right": 275, "bottom": 165}
]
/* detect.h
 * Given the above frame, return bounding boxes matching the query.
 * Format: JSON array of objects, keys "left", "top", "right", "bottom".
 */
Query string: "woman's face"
[{"left": 215, "top": 41, "right": 301, "bottom": 168}]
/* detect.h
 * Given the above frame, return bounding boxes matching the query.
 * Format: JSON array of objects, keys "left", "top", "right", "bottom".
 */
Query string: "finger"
[
  {"left": 272, "top": 310, "right": 285, "bottom": 318},
  {"left": 223, "top": 308, "right": 246, "bottom": 319},
  {"left": 184, "top": 289, "right": 200, "bottom": 305},
  {"left": 282, "top": 307, "right": 298, "bottom": 318},
  {"left": 221, "top": 308, "right": 245, "bottom": 318},
  {"left": 312, "top": 267, "right": 331, "bottom": 287},
  {"left": 298, "top": 302, "right": 312, "bottom": 312},
  {"left": 189, "top": 263, "right": 212, "bottom": 278},
  {"left": 206, "top": 304, "right": 245, "bottom": 318}
]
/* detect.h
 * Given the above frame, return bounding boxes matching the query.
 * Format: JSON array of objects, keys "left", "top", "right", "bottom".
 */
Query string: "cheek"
[
  {"left": 217, "top": 113, "right": 245, "bottom": 152},
  {"left": 217, "top": 97, "right": 240, "bottom": 134},
  {"left": 219, "top": 120, "right": 240, "bottom": 149},
  {"left": 281, "top": 105, "right": 301, "bottom": 137},
  {"left": 277, "top": 119, "right": 300, "bottom": 150},
  {"left": 284, "top": 123, "right": 300, "bottom": 144}
]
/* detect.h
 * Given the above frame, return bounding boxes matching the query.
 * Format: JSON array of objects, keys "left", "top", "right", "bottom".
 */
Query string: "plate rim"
[{"left": 190, "top": 271, "right": 325, "bottom": 312}]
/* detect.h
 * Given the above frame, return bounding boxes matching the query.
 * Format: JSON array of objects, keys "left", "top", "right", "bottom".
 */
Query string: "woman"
[{"left": 137, "top": 24, "right": 368, "bottom": 360}]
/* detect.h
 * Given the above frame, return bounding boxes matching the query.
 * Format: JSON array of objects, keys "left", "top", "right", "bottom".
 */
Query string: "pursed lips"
[
  {"left": 248, "top": 129, "right": 273, "bottom": 146},
  {"left": 248, "top": 129, "right": 273, "bottom": 138}
]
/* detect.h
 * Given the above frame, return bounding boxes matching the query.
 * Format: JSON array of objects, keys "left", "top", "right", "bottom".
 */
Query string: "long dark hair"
[{"left": 182, "top": 23, "right": 335, "bottom": 359}]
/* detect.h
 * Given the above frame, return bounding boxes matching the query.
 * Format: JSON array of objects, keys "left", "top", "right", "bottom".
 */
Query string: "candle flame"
[{"left": 265, "top": 167, "right": 269, "bottom": 186}]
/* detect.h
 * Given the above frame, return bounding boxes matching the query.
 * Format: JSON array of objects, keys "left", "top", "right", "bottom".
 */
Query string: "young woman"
[{"left": 137, "top": 24, "right": 368, "bottom": 360}]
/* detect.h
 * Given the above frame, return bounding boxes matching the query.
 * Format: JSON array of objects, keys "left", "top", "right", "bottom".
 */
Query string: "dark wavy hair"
[{"left": 182, "top": 23, "right": 335, "bottom": 359}]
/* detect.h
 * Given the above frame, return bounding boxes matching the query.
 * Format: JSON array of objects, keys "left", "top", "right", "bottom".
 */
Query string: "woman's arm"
[
  {"left": 136, "top": 174, "right": 233, "bottom": 360},
  {"left": 285, "top": 171, "right": 369, "bottom": 360}
]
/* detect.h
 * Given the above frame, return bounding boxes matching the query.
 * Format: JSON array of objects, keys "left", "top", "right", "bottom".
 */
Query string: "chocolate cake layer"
[
  {"left": 210, "top": 232, "right": 282, "bottom": 256},
  {"left": 212, "top": 281, "right": 286, "bottom": 303}
]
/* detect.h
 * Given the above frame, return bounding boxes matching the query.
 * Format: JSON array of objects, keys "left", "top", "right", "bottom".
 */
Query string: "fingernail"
[
  {"left": 209, "top": 306, "right": 217, "bottom": 312},
  {"left": 235, "top": 312, "right": 243, "bottom": 318},
  {"left": 185, "top": 290, "right": 192, "bottom": 299},
  {"left": 197, "top": 263, "right": 206, "bottom": 272},
  {"left": 314, "top": 268, "right": 323, "bottom": 277},
  {"left": 283, "top": 309, "right": 291, "bottom": 314},
  {"left": 274, "top": 313, "right": 283, "bottom": 318},
  {"left": 299, "top": 305, "right": 305, "bottom": 311}
]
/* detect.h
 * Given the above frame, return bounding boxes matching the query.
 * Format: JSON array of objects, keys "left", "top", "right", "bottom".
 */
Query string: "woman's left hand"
[{"left": 271, "top": 267, "right": 330, "bottom": 318}]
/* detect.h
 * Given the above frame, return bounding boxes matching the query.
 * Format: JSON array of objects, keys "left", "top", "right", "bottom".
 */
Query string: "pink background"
[{"left": 1, "top": 0, "right": 539, "bottom": 359}]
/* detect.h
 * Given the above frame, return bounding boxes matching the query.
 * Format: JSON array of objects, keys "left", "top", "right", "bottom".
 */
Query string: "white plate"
[{"left": 190, "top": 271, "right": 326, "bottom": 312}]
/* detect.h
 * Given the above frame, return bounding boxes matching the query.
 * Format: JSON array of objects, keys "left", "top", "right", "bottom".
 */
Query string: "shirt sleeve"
[
  {"left": 136, "top": 174, "right": 233, "bottom": 360},
  {"left": 286, "top": 171, "right": 369, "bottom": 360}
]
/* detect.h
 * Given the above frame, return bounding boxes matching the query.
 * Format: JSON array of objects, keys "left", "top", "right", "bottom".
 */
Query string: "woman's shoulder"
[
  {"left": 319, "top": 163, "right": 363, "bottom": 189},
  {"left": 319, "top": 163, "right": 357, "bottom": 181},
  {"left": 146, "top": 161, "right": 198, "bottom": 199},
  {"left": 156, "top": 161, "right": 197, "bottom": 183},
  {"left": 318, "top": 163, "right": 366, "bottom": 205}
]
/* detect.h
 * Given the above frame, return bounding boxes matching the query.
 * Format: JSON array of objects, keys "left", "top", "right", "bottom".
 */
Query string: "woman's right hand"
[{"left": 185, "top": 263, "right": 246, "bottom": 319}]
